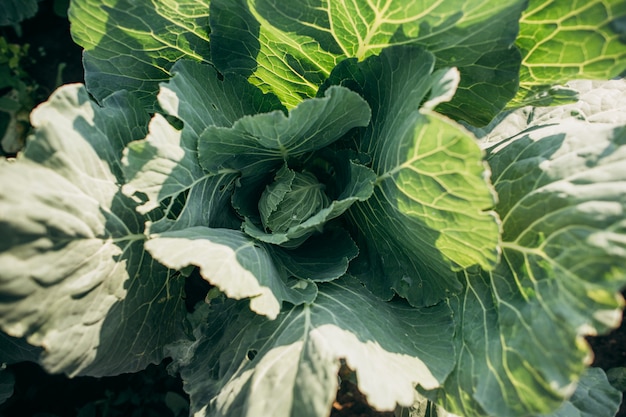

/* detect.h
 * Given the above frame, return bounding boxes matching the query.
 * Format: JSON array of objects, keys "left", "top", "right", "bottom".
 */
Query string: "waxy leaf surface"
[
  {"left": 514, "top": 0, "right": 626, "bottom": 106},
  {"left": 69, "top": 0, "right": 211, "bottom": 109},
  {"left": 0, "top": 85, "right": 186, "bottom": 377},
  {"left": 170, "top": 277, "right": 455, "bottom": 417},
  {"left": 434, "top": 118, "right": 626, "bottom": 417},
  {"left": 210, "top": 0, "right": 525, "bottom": 122},
  {"left": 325, "top": 46, "right": 500, "bottom": 306}
]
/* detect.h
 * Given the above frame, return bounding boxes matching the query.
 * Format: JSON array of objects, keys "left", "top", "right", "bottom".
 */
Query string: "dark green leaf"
[{"left": 326, "top": 46, "right": 500, "bottom": 306}]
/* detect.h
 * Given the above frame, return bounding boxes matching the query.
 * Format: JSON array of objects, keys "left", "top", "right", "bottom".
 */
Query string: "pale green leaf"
[
  {"left": 434, "top": 121, "right": 626, "bottom": 417},
  {"left": 471, "top": 79, "right": 626, "bottom": 146},
  {"left": 144, "top": 226, "right": 317, "bottom": 319},
  {"left": 169, "top": 277, "right": 455, "bottom": 417},
  {"left": 0, "top": 85, "right": 186, "bottom": 377},
  {"left": 69, "top": 0, "right": 211, "bottom": 109},
  {"left": 514, "top": 0, "right": 626, "bottom": 106}
]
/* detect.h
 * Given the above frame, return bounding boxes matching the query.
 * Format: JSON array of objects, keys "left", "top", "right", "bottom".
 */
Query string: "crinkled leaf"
[
  {"left": 243, "top": 159, "right": 376, "bottom": 247},
  {"left": 258, "top": 165, "right": 330, "bottom": 233},
  {"left": 197, "top": 85, "right": 371, "bottom": 175},
  {"left": 0, "top": 85, "right": 186, "bottom": 377},
  {"left": 169, "top": 277, "right": 455, "bottom": 417},
  {"left": 210, "top": 0, "right": 525, "bottom": 119},
  {"left": 434, "top": 121, "right": 626, "bottom": 417},
  {"left": 123, "top": 60, "right": 282, "bottom": 229},
  {"left": 144, "top": 226, "right": 317, "bottom": 320},
  {"left": 540, "top": 368, "right": 622, "bottom": 417},
  {"left": 514, "top": 0, "right": 626, "bottom": 106},
  {"left": 69, "top": 0, "right": 211, "bottom": 110},
  {"left": 325, "top": 46, "right": 499, "bottom": 307},
  {"left": 472, "top": 79, "right": 626, "bottom": 146}
]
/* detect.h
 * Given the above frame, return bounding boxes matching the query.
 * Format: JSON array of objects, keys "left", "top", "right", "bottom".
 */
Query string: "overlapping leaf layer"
[{"left": 1, "top": 1, "right": 626, "bottom": 416}]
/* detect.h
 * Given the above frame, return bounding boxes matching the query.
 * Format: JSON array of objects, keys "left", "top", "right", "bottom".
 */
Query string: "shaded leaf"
[
  {"left": 169, "top": 277, "right": 455, "bottom": 417},
  {"left": 0, "top": 367, "right": 14, "bottom": 405},
  {"left": 540, "top": 368, "right": 622, "bottom": 417},
  {"left": 0, "top": 0, "right": 38, "bottom": 25}
]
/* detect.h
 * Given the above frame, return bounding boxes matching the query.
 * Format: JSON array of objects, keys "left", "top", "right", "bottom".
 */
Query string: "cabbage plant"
[{"left": 1, "top": 0, "right": 626, "bottom": 416}]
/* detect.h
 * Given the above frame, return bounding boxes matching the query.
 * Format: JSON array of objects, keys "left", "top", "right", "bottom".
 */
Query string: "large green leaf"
[
  {"left": 69, "top": 0, "right": 211, "bottom": 109},
  {"left": 0, "top": 85, "right": 186, "bottom": 377},
  {"left": 144, "top": 226, "right": 317, "bottom": 319},
  {"left": 433, "top": 120, "right": 626, "bottom": 416},
  {"left": 324, "top": 46, "right": 500, "bottom": 306},
  {"left": 210, "top": 0, "right": 525, "bottom": 122},
  {"left": 514, "top": 0, "right": 626, "bottom": 106},
  {"left": 470, "top": 78, "right": 626, "bottom": 146},
  {"left": 541, "top": 368, "right": 622, "bottom": 417},
  {"left": 169, "top": 277, "right": 455, "bottom": 417}
]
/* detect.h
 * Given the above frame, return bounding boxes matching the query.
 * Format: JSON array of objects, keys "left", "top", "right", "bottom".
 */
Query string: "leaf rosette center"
[{"left": 259, "top": 164, "right": 330, "bottom": 234}]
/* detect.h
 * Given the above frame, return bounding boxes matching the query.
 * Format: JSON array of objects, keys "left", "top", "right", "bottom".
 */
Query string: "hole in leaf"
[{"left": 246, "top": 349, "right": 258, "bottom": 361}]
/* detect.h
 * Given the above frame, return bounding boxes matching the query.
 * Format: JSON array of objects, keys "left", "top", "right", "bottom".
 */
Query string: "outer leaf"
[
  {"left": 69, "top": 0, "right": 211, "bottom": 109},
  {"left": 144, "top": 226, "right": 317, "bottom": 319},
  {"left": 210, "top": 0, "right": 526, "bottom": 120},
  {"left": 0, "top": 85, "right": 186, "bottom": 377},
  {"left": 540, "top": 368, "right": 622, "bottom": 417},
  {"left": 0, "top": 332, "right": 41, "bottom": 364},
  {"left": 326, "top": 46, "right": 500, "bottom": 306},
  {"left": 0, "top": 0, "right": 38, "bottom": 25},
  {"left": 0, "top": 367, "right": 13, "bottom": 406},
  {"left": 169, "top": 277, "right": 455, "bottom": 417},
  {"left": 471, "top": 79, "right": 626, "bottom": 146},
  {"left": 514, "top": 0, "right": 626, "bottom": 106},
  {"left": 434, "top": 121, "right": 626, "bottom": 416}
]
